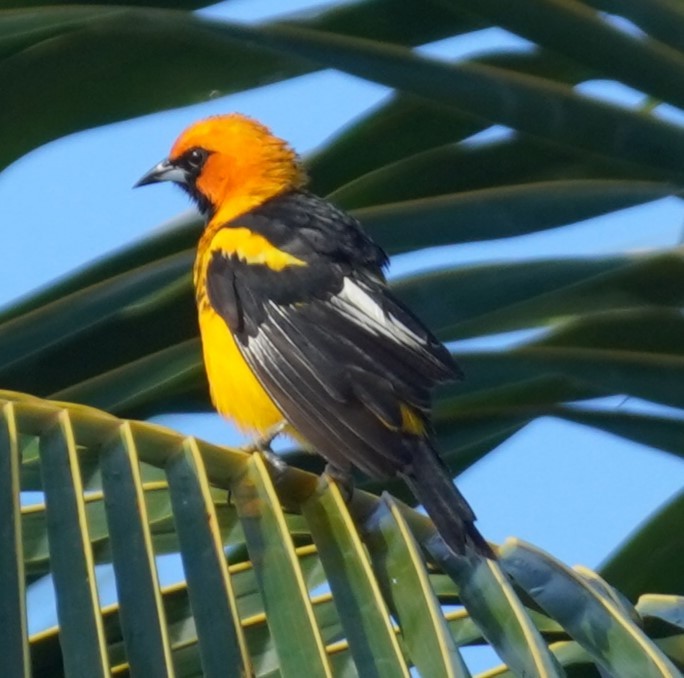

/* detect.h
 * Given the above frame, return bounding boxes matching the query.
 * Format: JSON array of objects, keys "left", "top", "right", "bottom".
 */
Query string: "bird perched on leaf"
[{"left": 136, "top": 113, "right": 493, "bottom": 558}]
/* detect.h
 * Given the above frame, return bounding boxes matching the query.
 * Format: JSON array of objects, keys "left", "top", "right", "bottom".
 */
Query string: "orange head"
[{"left": 135, "top": 114, "right": 307, "bottom": 221}]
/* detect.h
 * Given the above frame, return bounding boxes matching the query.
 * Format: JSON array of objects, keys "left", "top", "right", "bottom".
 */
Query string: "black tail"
[{"left": 403, "top": 439, "right": 495, "bottom": 559}]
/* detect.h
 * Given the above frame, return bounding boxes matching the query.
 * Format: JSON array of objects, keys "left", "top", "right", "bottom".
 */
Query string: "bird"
[{"left": 136, "top": 113, "right": 493, "bottom": 558}]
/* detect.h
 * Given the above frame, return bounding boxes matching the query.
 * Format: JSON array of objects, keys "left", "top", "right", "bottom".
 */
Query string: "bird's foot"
[
  {"left": 322, "top": 463, "right": 355, "bottom": 503},
  {"left": 239, "top": 421, "right": 289, "bottom": 477},
  {"left": 262, "top": 448, "right": 288, "bottom": 475},
  {"left": 226, "top": 445, "right": 288, "bottom": 507}
]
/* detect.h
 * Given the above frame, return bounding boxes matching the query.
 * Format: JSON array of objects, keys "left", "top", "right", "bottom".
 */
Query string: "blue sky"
[{"left": 3, "top": 0, "right": 684, "bottom": 671}]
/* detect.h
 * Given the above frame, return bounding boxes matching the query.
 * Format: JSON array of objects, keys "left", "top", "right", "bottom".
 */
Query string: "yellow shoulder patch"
[
  {"left": 400, "top": 403, "right": 426, "bottom": 435},
  {"left": 210, "top": 227, "right": 306, "bottom": 271}
]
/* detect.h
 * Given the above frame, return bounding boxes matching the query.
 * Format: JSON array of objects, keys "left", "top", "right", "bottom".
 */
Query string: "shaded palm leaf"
[{"left": 2, "top": 392, "right": 681, "bottom": 676}]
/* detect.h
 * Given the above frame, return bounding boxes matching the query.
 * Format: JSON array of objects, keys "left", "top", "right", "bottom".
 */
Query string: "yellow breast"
[
  {"left": 193, "top": 221, "right": 306, "bottom": 437},
  {"left": 198, "top": 303, "right": 286, "bottom": 435}
]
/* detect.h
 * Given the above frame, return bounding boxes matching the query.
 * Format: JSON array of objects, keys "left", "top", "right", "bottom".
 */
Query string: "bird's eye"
[{"left": 184, "top": 148, "right": 208, "bottom": 170}]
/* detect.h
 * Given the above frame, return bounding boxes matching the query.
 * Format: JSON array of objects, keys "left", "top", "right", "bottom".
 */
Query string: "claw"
[
  {"left": 262, "top": 448, "right": 288, "bottom": 475},
  {"left": 226, "top": 448, "right": 288, "bottom": 507},
  {"left": 323, "top": 462, "right": 355, "bottom": 503}
]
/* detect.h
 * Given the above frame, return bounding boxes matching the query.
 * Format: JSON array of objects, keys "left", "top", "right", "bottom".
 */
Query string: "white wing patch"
[{"left": 332, "top": 278, "right": 425, "bottom": 348}]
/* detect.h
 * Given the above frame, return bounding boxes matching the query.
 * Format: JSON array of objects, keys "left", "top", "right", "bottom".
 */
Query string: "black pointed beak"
[{"left": 134, "top": 158, "right": 187, "bottom": 188}]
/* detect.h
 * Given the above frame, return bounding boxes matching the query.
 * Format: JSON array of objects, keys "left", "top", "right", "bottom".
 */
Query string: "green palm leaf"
[{"left": 3, "top": 392, "right": 681, "bottom": 676}]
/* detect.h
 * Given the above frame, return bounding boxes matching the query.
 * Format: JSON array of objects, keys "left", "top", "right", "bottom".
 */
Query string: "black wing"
[{"left": 206, "top": 191, "right": 460, "bottom": 478}]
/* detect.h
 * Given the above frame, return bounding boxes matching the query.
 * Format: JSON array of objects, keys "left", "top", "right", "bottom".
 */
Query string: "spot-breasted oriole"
[{"left": 136, "top": 114, "right": 493, "bottom": 558}]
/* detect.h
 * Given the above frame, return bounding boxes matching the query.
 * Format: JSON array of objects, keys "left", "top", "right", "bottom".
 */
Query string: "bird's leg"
[
  {"left": 323, "top": 462, "right": 355, "bottom": 503},
  {"left": 242, "top": 421, "right": 288, "bottom": 473},
  {"left": 243, "top": 420, "right": 287, "bottom": 453}
]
